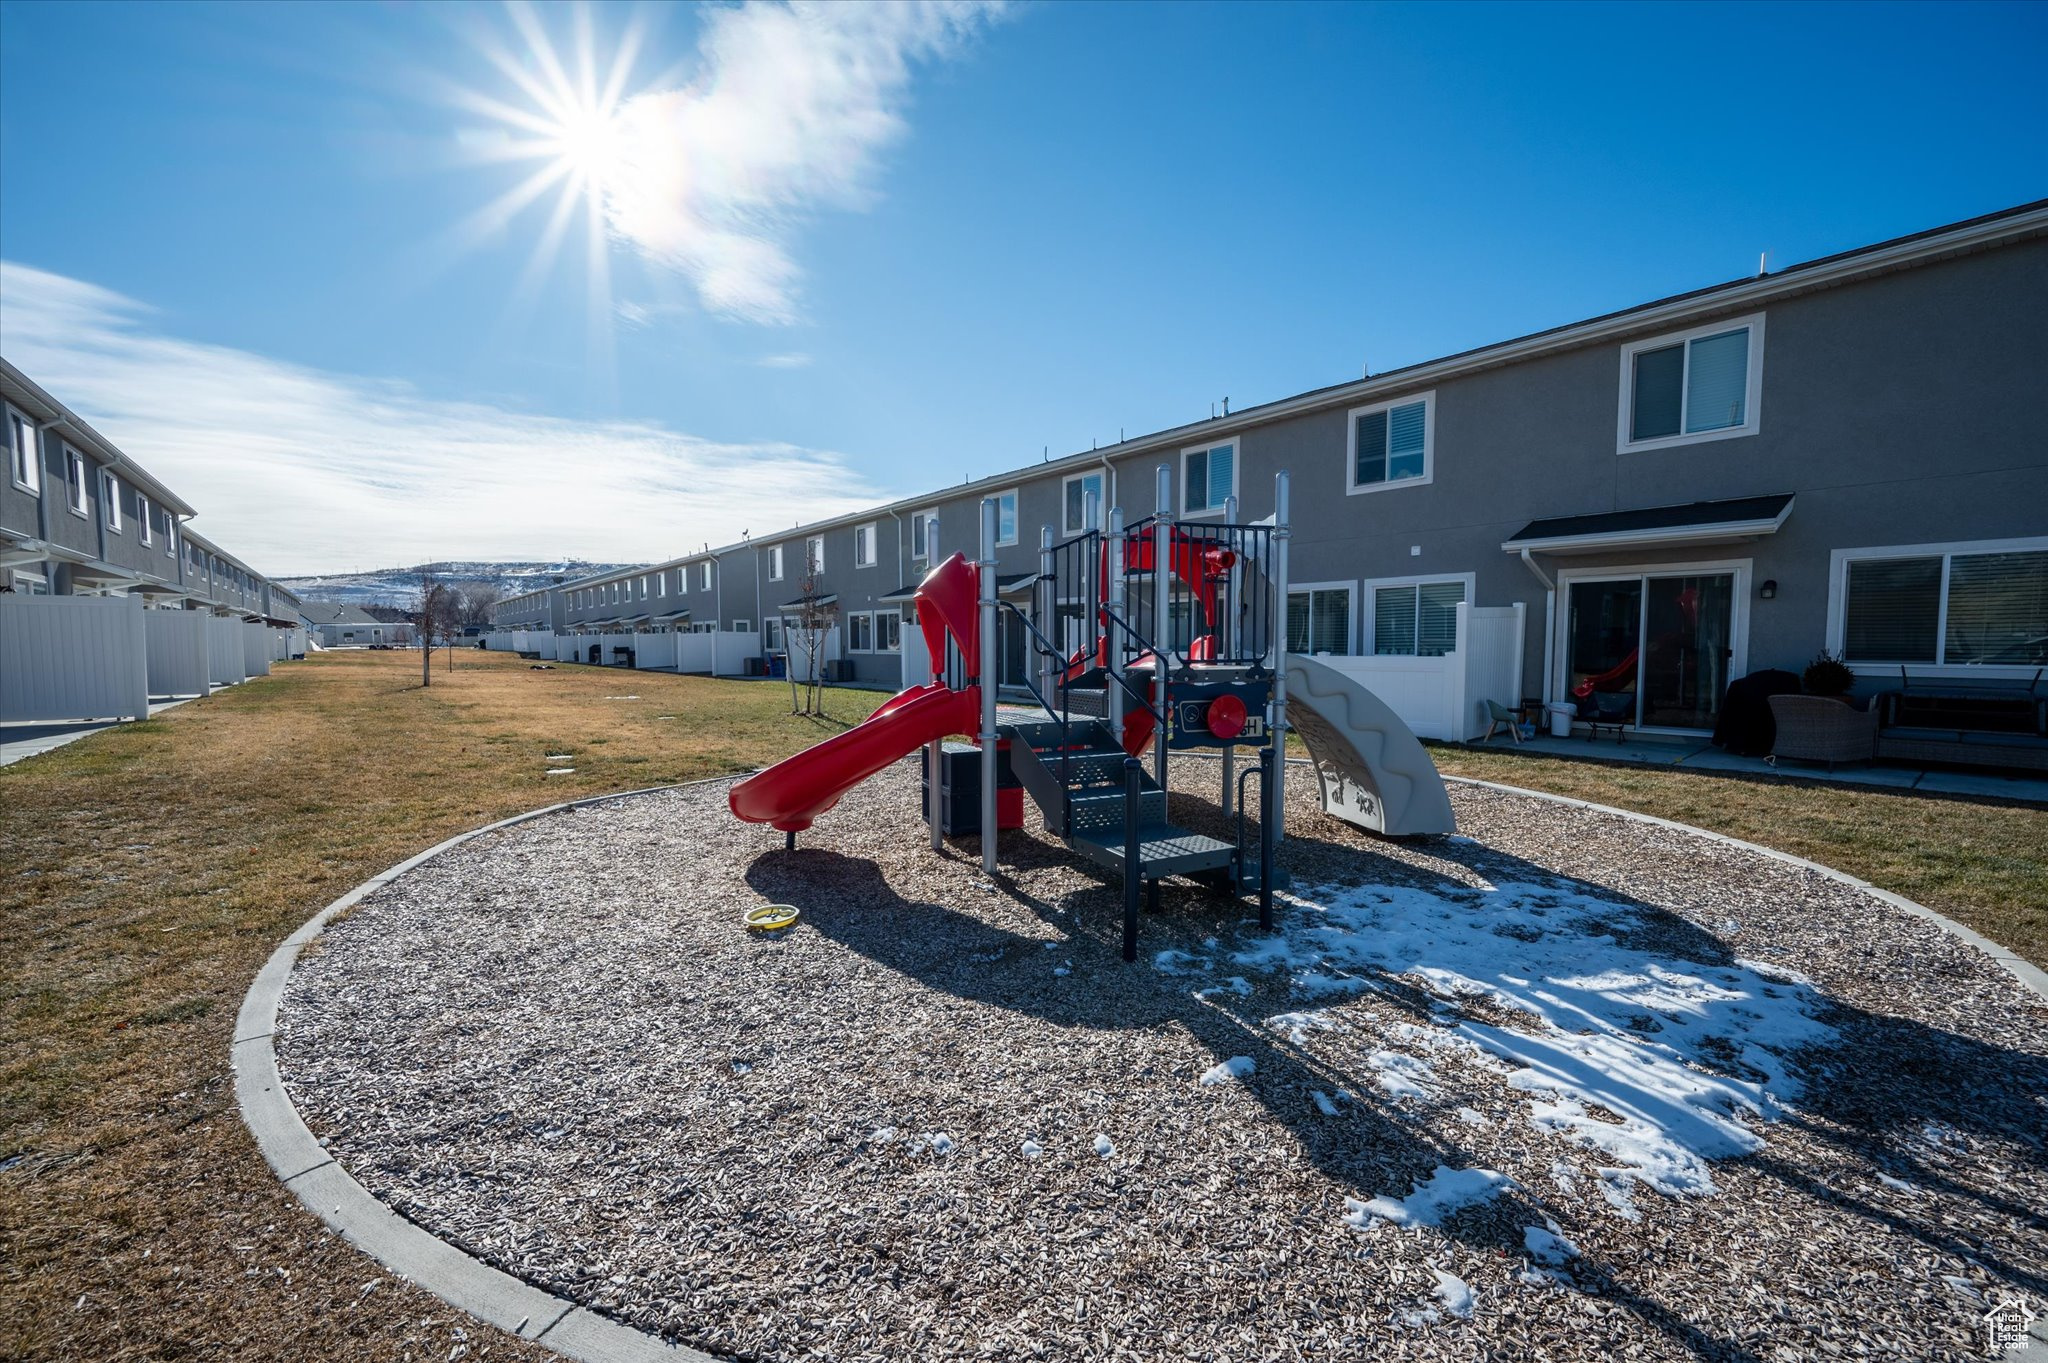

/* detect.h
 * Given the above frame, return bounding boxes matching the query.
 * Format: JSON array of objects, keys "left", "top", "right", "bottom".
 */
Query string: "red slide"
[{"left": 729, "top": 682, "right": 980, "bottom": 833}]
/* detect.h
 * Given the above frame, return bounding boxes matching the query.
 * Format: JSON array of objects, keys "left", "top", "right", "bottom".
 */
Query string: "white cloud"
[
  {"left": 599, "top": 0, "right": 1005, "bottom": 323},
  {"left": 0, "top": 261, "right": 889, "bottom": 574},
  {"left": 755, "top": 352, "right": 813, "bottom": 368}
]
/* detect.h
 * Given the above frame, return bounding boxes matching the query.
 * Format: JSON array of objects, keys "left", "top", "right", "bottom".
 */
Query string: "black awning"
[
  {"left": 778, "top": 593, "right": 838, "bottom": 612},
  {"left": 1503, "top": 494, "right": 1794, "bottom": 553}
]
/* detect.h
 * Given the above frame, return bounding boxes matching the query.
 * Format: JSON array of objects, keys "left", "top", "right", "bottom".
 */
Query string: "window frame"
[
  {"left": 1062, "top": 471, "right": 1106, "bottom": 535},
  {"left": 767, "top": 544, "right": 785, "bottom": 581},
  {"left": 1285, "top": 580, "right": 1355, "bottom": 656},
  {"left": 138, "top": 492, "right": 153, "bottom": 545},
  {"left": 847, "top": 611, "right": 874, "bottom": 653},
  {"left": 805, "top": 535, "right": 824, "bottom": 575},
  {"left": 994, "top": 489, "right": 1019, "bottom": 547},
  {"left": 1180, "top": 440, "right": 1238, "bottom": 517},
  {"left": 6, "top": 405, "right": 38, "bottom": 493},
  {"left": 698, "top": 561, "right": 713, "bottom": 592},
  {"left": 1616, "top": 313, "right": 1766, "bottom": 454},
  {"left": 855, "top": 522, "right": 878, "bottom": 569},
  {"left": 1827, "top": 536, "right": 2048, "bottom": 677},
  {"left": 876, "top": 611, "right": 901, "bottom": 653},
  {"left": 1345, "top": 391, "right": 1436, "bottom": 496},
  {"left": 1360, "top": 571, "right": 1475, "bottom": 658},
  {"left": 103, "top": 471, "right": 123, "bottom": 533},
  {"left": 910, "top": 510, "right": 935, "bottom": 561}
]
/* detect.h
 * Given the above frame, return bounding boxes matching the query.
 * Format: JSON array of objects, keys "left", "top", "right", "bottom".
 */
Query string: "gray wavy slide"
[{"left": 1284, "top": 654, "right": 1458, "bottom": 837}]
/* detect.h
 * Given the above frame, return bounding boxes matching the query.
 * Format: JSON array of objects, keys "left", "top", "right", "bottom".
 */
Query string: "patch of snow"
[
  {"left": 1523, "top": 1223, "right": 1579, "bottom": 1265},
  {"left": 1456, "top": 1106, "right": 1491, "bottom": 1127},
  {"left": 1431, "top": 1268, "right": 1475, "bottom": 1319},
  {"left": 1199, "top": 1056, "right": 1256, "bottom": 1086},
  {"left": 544, "top": 753, "right": 572, "bottom": 761},
  {"left": 1311, "top": 1090, "right": 1340, "bottom": 1117},
  {"left": 1597, "top": 1170, "right": 1643, "bottom": 1221},
  {"left": 1266, "top": 1009, "right": 1341, "bottom": 1044},
  {"left": 1369, "top": 1050, "right": 1436, "bottom": 1101},
  {"left": 1344, "top": 1165, "right": 1516, "bottom": 1230},
  {"left": 1877, "top": 1173, "right": 1923, "bottom": 1195},
  {"left": 1250, "top": 878, "right": 1834, "bottom": 1199},
  {"left": 1053, "top": 963, "right": 1071, "bottom": 977},
  {"left": 1019, "top": 1139, "right": 1043, "bottom": 1159},
  {"left": 544, "top": 768, "right": 576, "bottom": 775},
  {"left": 924, "top": 1132, "right": 956, "bottom": 1157},
  {"left": 1093, "top": 1133, "right": 1115, "bottom": 1159},
  {"left": 870, "top": 1126, "right": 898, "bottom": 1144},
  {"left": 1194, "top": 976, "right": 1254, "bottom": 1000},
  {"left": 729, "top": 1061, "right": 751, "bottom": 1075},
  {"left": 1153, "top": 949, "right": 1211, "bottom": 976},
  {"left": 1548, "top": 1160, "right": 1578, "bottom": 1193}
]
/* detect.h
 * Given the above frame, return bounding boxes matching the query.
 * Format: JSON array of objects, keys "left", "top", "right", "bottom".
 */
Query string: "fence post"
[{"left": 125, "top": 593, "right": 149, "bottom": 721}]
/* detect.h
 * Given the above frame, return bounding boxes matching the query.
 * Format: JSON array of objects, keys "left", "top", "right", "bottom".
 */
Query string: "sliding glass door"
[{"left": 1565, "top": 570, "right": 1738, "bottom": 731}]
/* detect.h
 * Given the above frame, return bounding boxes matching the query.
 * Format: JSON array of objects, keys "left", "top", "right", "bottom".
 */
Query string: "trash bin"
[{"left": 1546, "top": 702, "right": 1577, "bottom": 738}]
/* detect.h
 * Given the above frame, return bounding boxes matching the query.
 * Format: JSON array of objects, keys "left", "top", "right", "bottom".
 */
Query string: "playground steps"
[{"left": 1001, "top": 717, "right": 1234, "bottom": 878}]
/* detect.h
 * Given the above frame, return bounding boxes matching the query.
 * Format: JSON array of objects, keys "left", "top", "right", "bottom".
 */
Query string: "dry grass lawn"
[{"left": 2, "top": 647, "right": 2042, "bottom": 1362}]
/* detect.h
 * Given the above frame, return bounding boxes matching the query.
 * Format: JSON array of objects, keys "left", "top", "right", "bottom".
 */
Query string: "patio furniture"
[
  {"left": 1767, "top": 694, "right": 1878, "bottom": 770},
  {"left": 1584, "top": 691, "right": 1634, "bottom": 742},
  {"left": 1481, "top": 699, "right": 1524, "bottom": 745},
  {"left": 1872, "top": 666, "right": 2048, "bottom": 771}
]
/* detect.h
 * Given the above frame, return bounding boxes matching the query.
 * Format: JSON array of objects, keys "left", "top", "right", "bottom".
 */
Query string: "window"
[
  {"left": 1063, "top": 471, "right": 1105, "bottom": 534},
  {"left": 66, "top": 450, "right": 87, "bottom": 515},
  {"left": 805, "top": 536, "right": 824, "bottom": 575},
  {"left": 877, "top": 612, "right": 901, "bottom": 652},
  {"left": 1619, "top": 315, "right": 1763, "bottom": 451},
  {"left": 656, "top": 574, "right": 666, "bottom": 598},
  {"left": 1182, "top": 442, "right": 1236, "bottom": 514},
  {"left": 847, "top": 612, "right": 873, "bottom": 651},
  {"left": 103, "top": 472, "right": 123, "bottom": 532},
  {"left": 1348, "top": 393, "right": 1433, "bottom": 494},
  {"left": 763, "top": 617, "right": 784, "bottom": 651},
  {"left": 137, "top": 494, "right": 154, "bottom": 545},
  {"left": 855, "top": 523, "right": 878, "bottom": 568},
  {"left": 1368, "top": 577, "right": 1467, "bottom": 656},
  {"left": 729, "top": 618, "right": 752, "bottom": 633},
  {"left": 910, "top": 512, "right": 933, "bottom": 560},
  {"left": 1835, "top": 540, "right": 2048, "bottom": 667},
  {"left": 637, "top": 575, "right": 648, "bottom": 599},
  {"left": 995, "top": 490, "right": 1019, "bottom": 546},
  {"left": 699, "top": 561, "right": 713, "bottom": 591},
  {"left": 1286, "top": 585, "right": 1352, "bottom": 654},
  {"left": 6, "top": 406, "right": 36, "bottom": 491},
  {"left": 768, "top": 544, "right": 785, "bottom": 580}
]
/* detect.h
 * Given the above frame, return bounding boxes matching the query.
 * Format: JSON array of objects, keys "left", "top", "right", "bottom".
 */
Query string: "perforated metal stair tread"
[{"left": 1068, "top": 825, "right": 1237, "bottom": 877}]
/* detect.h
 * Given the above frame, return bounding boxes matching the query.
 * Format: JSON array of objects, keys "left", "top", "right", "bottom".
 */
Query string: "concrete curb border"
[
  {"left": 237, "top": 768, "right": 2048, "bottom": 1363},
  {"left": 234, "top": 780, "right": 725, "bottom": 1363}
]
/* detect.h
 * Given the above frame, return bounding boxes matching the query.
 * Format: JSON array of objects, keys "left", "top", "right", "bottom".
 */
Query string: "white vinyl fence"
[
  {"left": 629, "top": 632, "right": 678, "bottom": 670},
  {"left": 209, "top": 616, "right": 249, "bottom": 686},
  {"left": 1303, "top": 602, "right": 1525, "bottom": 742},
  {"left": 145, "top": 610, "right": 214, "bottom": 699},
  {"left": 676, "top": 629, "right": 763, "bottom": 675},
  {"left": 242, "top": 623, "right": 272, "bottom": 677},
  {"left": 0, "top": 593, "right": 150, "bottom": 722}
]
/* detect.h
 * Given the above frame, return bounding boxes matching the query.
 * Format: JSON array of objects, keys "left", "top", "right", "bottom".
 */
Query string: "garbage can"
[{"left": 1546, "top": 702, "right": 1577, "bottom": 738}]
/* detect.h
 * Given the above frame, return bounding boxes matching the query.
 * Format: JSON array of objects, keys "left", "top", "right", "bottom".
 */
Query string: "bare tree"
[
  {"left": 412, "top": 566, "right": 459, "bottom": 687},
  {"left": 455, "top": 582, "right": 502, "bottom": 631},
  {"left": 785, "top": 563, "right": 836, "bottom": 716}
]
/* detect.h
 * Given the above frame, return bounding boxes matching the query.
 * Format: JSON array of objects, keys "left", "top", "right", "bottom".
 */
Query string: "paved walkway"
[
  {"left": 0, "top": 696, "right": 199, "bottom": 768},
  {"left": 1469, "top": 730, "right": 2048, "bottom": 804}
]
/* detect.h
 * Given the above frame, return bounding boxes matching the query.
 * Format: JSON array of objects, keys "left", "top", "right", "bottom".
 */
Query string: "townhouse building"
[{"left": 498, "top": 201, "right": 2048, "bottom": 739}]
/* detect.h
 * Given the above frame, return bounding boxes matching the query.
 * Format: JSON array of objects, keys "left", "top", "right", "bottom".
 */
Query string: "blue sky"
[{"left": 2, "top": 0, "right": 2043, "bottom": 572}]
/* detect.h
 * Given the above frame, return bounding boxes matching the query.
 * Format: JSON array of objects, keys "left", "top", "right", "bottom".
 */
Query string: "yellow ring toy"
[{"left": 745, "top": 904, "right": 800, "bottom": 932}]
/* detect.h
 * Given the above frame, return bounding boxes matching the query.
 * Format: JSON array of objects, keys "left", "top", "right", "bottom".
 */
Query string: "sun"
[{"left": 444, "top": 2, "right": 655, "bottom": 339}]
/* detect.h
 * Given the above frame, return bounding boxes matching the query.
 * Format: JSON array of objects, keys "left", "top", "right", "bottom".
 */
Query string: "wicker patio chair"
[{"left": 1766, "top": 694, "right": 1878, "bottom": 770}]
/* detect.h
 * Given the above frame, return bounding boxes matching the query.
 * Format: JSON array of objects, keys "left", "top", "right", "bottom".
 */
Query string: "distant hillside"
[{"left": 276, "top": 561, "right": 630, "bottom": 609}]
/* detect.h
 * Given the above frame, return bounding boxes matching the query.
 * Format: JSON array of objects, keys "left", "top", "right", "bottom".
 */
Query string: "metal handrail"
[{"left": 1095, "top": 604, "right": 1170, "bottom": 724}]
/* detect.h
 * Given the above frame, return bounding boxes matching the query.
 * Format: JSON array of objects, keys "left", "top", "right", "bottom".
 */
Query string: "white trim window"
[
  {"left": 65, "top": 449, "right": 87, "bottom": 516},
  {"left": 855, "top": 522, "right": 878, "bottom": 568},
  {"left": 1830, "top": 537, "right": 2048, "bottom": 670},
  {"left": 6, "top": 406, "right": 37, "bottom": 492},
  {"left": 910, "top": 511, "right": 938, "bottom": 561},
  {"left": 805, "top": 535, "right": 824, "bottom": 575},
  {"left": 763, "top": 617, "right": 784, "bottom": 651},
  {"left": 1618, "top": 313, "right": 1764, "bottom": 452},
  {"left": 767, "top": 544, "right": 785, "bottom": 581},
  {"left": 1181, "top": 440, "right": 1237, "bottom": 515},
  {"left": 656, "top": 573, "right": 666, "bottom": 598},
  {"left": 1062, "top": 471, "right": 1105, "bottom": 535},
  {"left": 877, "top": 611, "right": 901, "bottom": 652},
  {"left": 995, "top": 489, "right": 1019, "bottom": 546},
  {"left": 103, "top": 471, "right": 123, "bottom": 533},
  {"left": 138, "top": 493, "right": 153, "bottom": 546},
  {"left": 1286, "top": 583, "right": 1353, "bottom": 655},
  {"left": 847, "top": 611, "right": 873, "bottom": 652},
  {"left": 1348, "top": 392, "right": 1434, "bottom": 494},
  {"left": 698, "top": 561, "right": 713, "bottom": 592},
  {"left": 1365, "top": 574, "right": 1471, "bottom": 657}
]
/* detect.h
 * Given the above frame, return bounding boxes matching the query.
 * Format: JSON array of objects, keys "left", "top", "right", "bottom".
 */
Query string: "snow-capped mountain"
[{"left": 276, "top": 561, "right": 631, "bottom": 608}]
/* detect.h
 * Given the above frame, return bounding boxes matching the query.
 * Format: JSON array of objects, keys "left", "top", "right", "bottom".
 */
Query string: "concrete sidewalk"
[
  {"left": 0, "top": 696, "right": 200, "bottom": 768},
  {"left": 1465, "top": 729, "right": 2048, "bottom": 804}
]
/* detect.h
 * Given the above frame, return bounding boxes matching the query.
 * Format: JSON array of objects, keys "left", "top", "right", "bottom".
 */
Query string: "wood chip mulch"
[{"left": 275, "top": 762, "right": 2048, "bottom": 1363}]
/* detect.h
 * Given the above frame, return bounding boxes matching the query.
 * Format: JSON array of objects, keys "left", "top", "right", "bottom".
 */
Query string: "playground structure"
[{"left": 730, "top": 468, "right": 1456, "bottom": 960}]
